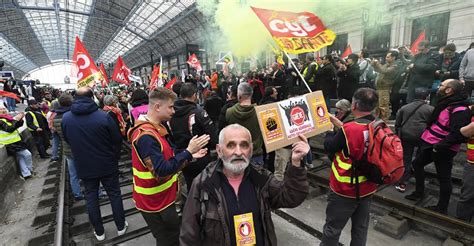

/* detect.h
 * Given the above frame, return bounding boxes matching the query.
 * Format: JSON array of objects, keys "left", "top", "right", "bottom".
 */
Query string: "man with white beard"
[{"left": 180, "top": 124, "right": 310, "bottom": 246}]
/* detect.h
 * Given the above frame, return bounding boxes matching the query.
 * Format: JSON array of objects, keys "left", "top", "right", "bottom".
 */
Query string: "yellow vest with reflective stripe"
[
  {"left": 0, "top": 119, "right": 22, "bottom": 145},
  {"left": 303, "top": 62, "right": 318, "bottom": 83},
  {"left": 26, "top": 111, "right": 39, "bottom": 131},
  {"left": 129, "top": 121, "right": 180, "bottom": 212}
]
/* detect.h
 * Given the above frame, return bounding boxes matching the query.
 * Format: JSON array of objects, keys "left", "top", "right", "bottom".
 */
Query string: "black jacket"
[
  {"left": 169, "top": 99, "right": 218, "bottom": 151},
  {"left": 217, "top": 99, "right": 237, "bottom": 132},
  {"left": 204, "top": 94, "right": 225, "bottom": 123},
  {"left": 395, "top": 100, "right": 433, "bottom": 144},
  {"left": 435, "top": 52, "right": 462, "bottom": 80},
  {"left": 407, "top": 51, "right": 438, "bottom": 88},
  {"left": 315, "top": 63, "right": 337, "bottom": 98},
  {"left": 337, "top": 63, "right": 360, "bottom": 101},
  {"left": 180, "top": 159, "right": 309, "bottom": 246},
  {"left": 258, "top": 96, "right": 276, "bottom": 105},
  {"left": 25, "top": 107, "right": 49, "bottom": 134}
]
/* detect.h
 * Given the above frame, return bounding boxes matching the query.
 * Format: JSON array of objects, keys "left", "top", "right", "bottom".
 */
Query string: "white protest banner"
[{"left": 255, "top": 90, "right": 332, "bottom": 152}]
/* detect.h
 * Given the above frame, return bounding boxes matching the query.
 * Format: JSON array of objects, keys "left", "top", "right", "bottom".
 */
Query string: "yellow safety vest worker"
[
  {"left": 0, "top": 119, "right": 22, "bottom": 145},
  {"left": 26, "top": 111, "right": 40, "bottom": 131},
  {"left": 303, "top": 62, "right": 318, "bottom": 83}
]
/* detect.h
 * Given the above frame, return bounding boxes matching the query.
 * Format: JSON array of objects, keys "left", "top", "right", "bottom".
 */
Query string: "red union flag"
[
  {"left": 99, "top": 63, "right": 109, "bottom": 87},
  {"left": 411, "top": 31, "right": 426, "bottom": 54},
  {"left": 251, "top": 7, "right": 336, "bottom": 54},
  {"left": 112, "top": 56, "right": 131, "bottom": 86},
  {"left": 72, "top": 36, "right": 103, "bottom": 88},
  {"left": 149, "top": 63, "right": 160, "bottom": 91},
  {"left": 341, "top": 44, "right": 352, "bottom": 59},
  {"left": 187, "top": 53, "right": 202, "bottom": 72}
]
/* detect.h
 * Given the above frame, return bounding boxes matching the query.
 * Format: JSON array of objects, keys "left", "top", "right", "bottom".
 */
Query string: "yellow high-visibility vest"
[
  {"left": 26, "top": 111, "right": 39, "bottom": 131},
  {"left": 0, "top": 119, "right": 22, "bottom": 145}
]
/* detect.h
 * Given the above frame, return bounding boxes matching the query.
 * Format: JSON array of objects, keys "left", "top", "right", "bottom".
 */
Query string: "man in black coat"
[
  {"left": 169, "top": 83, "right": 218, "bottom": 190},
  {"left": 435, "top": 43, "right": 462, "bottom": 81},
  {"left": 204, "top": 91, "right": 224, "bottom": 123},
  {"left": 316, "top": 55, "right": 338, "bottom": 106},
  {"left": 25, "top": 99, "right": 50, "bottom": 158},
  {"left": 337, "top": 54, "right": 361, "bottom": 102},
  {"left": 406, "top": 40, "right": 439, "bottom": 103},
  {"left": 218, "top": 84, "right": 238, "bottom": 132}
]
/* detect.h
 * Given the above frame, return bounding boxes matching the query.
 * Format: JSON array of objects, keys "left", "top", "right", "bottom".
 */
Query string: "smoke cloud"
[{"left": 196, "top": 0, "right": 383, "bottom": 59}]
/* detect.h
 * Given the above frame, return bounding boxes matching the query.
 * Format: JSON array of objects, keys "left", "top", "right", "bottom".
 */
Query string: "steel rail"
[
  {"left": 53, "top": 158, "right": 67, "bottom": 246},
  {"left": 307, "top": 171, "right": 474, "bottom": 242}
]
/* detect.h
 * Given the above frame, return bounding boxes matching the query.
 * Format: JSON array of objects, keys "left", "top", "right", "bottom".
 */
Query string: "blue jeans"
[
  {"left": 82, "top": 172, "right": 125, "bottom": 235},
  {"left": 6, "top": 97, "right": 16, "bottom": 112},
  {"left": 51, "top": 132, "right": 60, "bottom": 160},
  {"left": 66, "top": 155, "right": 83, "bottom": 199},
  {"left": 16, "top": 149, "right": 33, "bottom": 177}
]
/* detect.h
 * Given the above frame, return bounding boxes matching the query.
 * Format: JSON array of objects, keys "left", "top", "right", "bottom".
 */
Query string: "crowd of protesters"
[{"left": 1, "top": 40, "right": 474, "bottom": 245}]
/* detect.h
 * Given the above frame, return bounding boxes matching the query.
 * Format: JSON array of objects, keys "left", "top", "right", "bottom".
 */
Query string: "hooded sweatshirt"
[
  {"left": 61, "top": 96, "right": 122, "bottom": 179},
  {"left": 226, "top": 103, "right": 263, "bottom": 156},
  {"left": 169, "top": 99, "right": 218, "bottom": 151}
]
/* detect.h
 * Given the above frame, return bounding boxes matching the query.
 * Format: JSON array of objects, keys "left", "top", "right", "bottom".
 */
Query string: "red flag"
[
  {"left": 410, "top": 31, "right": 426, "bottom": 54},
  {"left": 112, "top": 56, "right": 131, "bottom": 86},
  {"left": 0, "top": 90, "right": 20, "bottom": 102},
  {"left": 99, "top": 63, "right": 109, "bottom": 87},
  {"left": 72, "top": 36, "right": 102, "bottom": 88},
  {"left": 341, "top": 44, "right": 352, "bottom": 59},
  {"left": 251, "top": 7, "right": 336, "bottom": 54},
  {"left": 165, "top": 77, "right": 177, "bottom": 90},
  {"left": 187, "top": 54, "right": 203, "bottom": 72},
  {"left": 149, "top": 64, "right": 160, "bottom": 91}
]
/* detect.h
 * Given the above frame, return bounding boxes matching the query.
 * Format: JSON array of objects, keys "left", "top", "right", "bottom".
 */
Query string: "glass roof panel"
[
  {"left": 99, "top": 28, "right": 144, "bottom": 64},
  {"left": 19, "top": 0, "right": 92, "bottom": 61},
  {"left": 0, "top": 35, "right": 37, "bottom": 72},
  {"left": 18, "top": 0, "right": 92, "bottom": 13},
  {"left": 99, "top": 0, "right": 195, "bottom": 64}
]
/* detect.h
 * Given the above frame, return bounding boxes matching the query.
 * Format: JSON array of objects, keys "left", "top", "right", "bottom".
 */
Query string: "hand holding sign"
[
  {"left": 291, "top": 134, "right": 310, "bottom": 167},
  {"left": 329, "top": 114, "right": 343, "bottom": 129}
]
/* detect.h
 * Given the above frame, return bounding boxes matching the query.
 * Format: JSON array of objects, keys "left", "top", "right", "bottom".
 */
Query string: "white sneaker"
[
  {"left": 94, "top": 231, "right": 105, "bottom": 241},
  {"left": 118, "top": 221, "right": 128, "bottom": 236}
]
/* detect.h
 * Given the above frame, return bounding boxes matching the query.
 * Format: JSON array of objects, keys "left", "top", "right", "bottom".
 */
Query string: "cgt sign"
[
  {"left": 72, "top": 36, "right": 102, "bottom": 88},
  {"left": 252, "top": 7, "right": 336, "bottom": 54}
]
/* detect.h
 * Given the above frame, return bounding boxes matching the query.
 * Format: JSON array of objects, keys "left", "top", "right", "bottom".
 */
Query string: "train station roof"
[{"left": 0, "top": 0, "right": 205, "bottom": 78}]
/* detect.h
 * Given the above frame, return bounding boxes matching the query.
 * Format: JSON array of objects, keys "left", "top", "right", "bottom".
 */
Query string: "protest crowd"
[{"left": 1, "top": 5, "right": 474, "bottom": 246}]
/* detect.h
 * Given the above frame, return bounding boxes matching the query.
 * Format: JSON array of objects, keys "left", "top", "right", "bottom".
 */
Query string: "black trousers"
[
  {"left": 321, "top": 191, "right": 372, "bottom": 246},
  {"left": 32, "top": 132, "right": 48, "bottom": 157},
  {"left": 141, "top": 205, "right": 181, "bottom": 246},
  {"left": 413, "top": 145, "right": 456, "bottom": 212}
]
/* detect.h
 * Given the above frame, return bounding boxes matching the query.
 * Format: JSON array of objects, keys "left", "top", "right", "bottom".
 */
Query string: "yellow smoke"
[
  {"left": 197, "top": 0, "right": 385, "bottom": 58},
  {"left": 197, "top": 0, "right": 322, "bottom": 58}
]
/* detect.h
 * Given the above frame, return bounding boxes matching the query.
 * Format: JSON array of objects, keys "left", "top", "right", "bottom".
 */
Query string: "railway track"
[
  {"left": 306, "top": 162, "right": 474, "bottom": 245},
  {"left": 27, "top": 140, "right": 473, "bottom": 245}
]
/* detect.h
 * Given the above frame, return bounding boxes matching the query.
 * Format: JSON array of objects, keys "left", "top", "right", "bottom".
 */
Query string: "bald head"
[
  {"left": 76, "top": 87, "right": 94, "bottom": 98},
  {"left": 219, "top": 124, "right": 252, "bottom": 145},
  {"left": 444, "top": 79, "right": 464, "bottom": 94}
]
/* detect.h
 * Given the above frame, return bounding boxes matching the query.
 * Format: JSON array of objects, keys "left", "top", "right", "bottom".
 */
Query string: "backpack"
[{"left": 351, "top": 119, "right": 404, "bottom": 197}]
